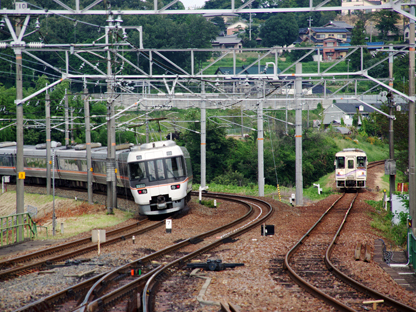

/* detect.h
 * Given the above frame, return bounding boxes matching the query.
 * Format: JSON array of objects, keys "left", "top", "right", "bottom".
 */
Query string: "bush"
[
  {"left": 367, "top": 198, "right": 409, "bottom": 247},
  {"left": 366, "top": 137, "right": 376, "bottom": 145},
  {"left": 200, "top": 199, "right": 217, "bottom": 208},
  {"left": 211, "top": 170, "right": 248, "bottom": 186}
]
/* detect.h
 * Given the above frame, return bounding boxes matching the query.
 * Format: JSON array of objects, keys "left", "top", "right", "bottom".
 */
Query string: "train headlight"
[
  {"left": 171, "top": 184, "right": 180, "bottom": 190},
  {"left": 138, "top": 189, "right": 147, "bottom": 195}
]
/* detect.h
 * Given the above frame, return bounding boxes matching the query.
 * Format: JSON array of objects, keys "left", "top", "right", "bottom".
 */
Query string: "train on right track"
[{"left": 335, "top": 148, "right": 367, "bottom": 190}]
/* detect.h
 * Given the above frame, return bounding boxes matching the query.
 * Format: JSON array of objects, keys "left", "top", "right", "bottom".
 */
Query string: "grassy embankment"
[{"left": 0, "top": 191, "right": 134, "bottom": 241}]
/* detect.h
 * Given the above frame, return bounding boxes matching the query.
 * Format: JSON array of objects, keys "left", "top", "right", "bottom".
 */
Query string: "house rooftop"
[
  {"left": 333, "top": 102, "right": 382, "bottom": 113},
  {"left": 212, "top": 35, "right": 242, "bottom": 45},
  {"left": 311, "top": 27, "right": 350, "bottom": 33},
  {"left": 324, "top": 21, "right": 353, "bottom": 30},
  {"left": 203, "top": 13, "right": 239, "bottom": 17}
]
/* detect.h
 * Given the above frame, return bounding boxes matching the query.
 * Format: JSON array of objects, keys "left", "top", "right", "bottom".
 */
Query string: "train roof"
[
  {"left": 128, "top": 140, "right": 184, "bottom": 162},
  {"left": 131, "top": 140, "right": 177, "bottom": 151},
  {"left": 335, "top": 148, "right": 366, "bottom": 155},
  {"left": 0, "top": 142, "right": 132, "bottom": 160}
]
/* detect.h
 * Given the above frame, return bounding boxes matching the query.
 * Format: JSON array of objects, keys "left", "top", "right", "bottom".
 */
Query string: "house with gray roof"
[
  {"left": 322, "top": 102, "right": 382, "bottom": 128},
  {"left": 212, "top": 35, "right": 242, "bottom": 51},
  {"left": 323, "top": 21, "right": 354, "bottom": 31}
]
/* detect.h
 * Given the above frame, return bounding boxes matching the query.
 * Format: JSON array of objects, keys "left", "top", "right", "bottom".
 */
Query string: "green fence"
[
  {"left": 408, "top": 228, "right": 416, "bottom": 270},
  {"left": 0, "top": 212, "right": 38, "bottom": 246}
]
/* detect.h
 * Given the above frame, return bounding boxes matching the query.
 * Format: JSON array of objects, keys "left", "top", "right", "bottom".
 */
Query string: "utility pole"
[
  {"left": 307, "top": 16, "right": 313, "bottom": 43},
  {"left": 249, "top": 3, "right": 252, "bottom": 41},
  {"left": 84, "top": 88, "right": 93, "bottom": 204},
  {"left": 295, "top": 63, "right": 303, "bottom": 206},
  {"left": 65, "top": 89, "right": 69, "bottom": 147},
  {"left": 257, "top": 80, "right": 264, "bottom": 197},
  {"left": 70, "top": 108, "right": 74, "bottom": 145},
  {"left": 409, "top": 0, "right": 416, "bottom": 239},
  {"left": 15, "top": 17, "right": 24, "bottom": 242},
  {"left": 201, "top": 81, "right": 207, "bottom": 190},
  {"left": 105, "top": 17, "right": 116, "bottom": 214},
  {"left": 46, "top": 91, "right": 51, "bottom": 195},
  {"left": 388, "top": 44, "right": 395, "bottom": 213}
]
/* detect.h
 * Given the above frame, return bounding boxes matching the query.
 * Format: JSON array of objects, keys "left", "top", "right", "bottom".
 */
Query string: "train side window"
[
  {"left": 24, "top": 157, "right": 46, "bottom": 168},
  {"left": 336, "top": 157, "right": 345, "bottom": 169},
  {"left": 0, "top": 155, "right": 11, "bottom": 166},
  {"left": 357, "top": 156, "right": 366, "bottom": 168},
  {"left": 166, "top": 157, "right": 185, "bottom": 178},
  {"left": 348, "top": 159, "right": 354, "bottom": 169}
]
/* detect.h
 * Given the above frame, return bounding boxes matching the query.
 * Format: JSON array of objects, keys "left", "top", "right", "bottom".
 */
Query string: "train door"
[{"left": 345, "top": 156, "right": 356, "bottom": 183}]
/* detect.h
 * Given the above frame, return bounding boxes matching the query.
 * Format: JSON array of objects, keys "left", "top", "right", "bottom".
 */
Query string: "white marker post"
[
  {"left": 166, "top": 219, "right": 172, "bottom": 233},
  {"left": 2, "top": 176, "right": 9, "bottom": 194},
  {"left": 97, "top": 229, "right": 101, "bottom": 255}
]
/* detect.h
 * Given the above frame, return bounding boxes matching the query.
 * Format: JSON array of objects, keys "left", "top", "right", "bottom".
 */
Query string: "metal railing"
[{"left": 0, "top": 212, "right": 38, "bottom": 247}]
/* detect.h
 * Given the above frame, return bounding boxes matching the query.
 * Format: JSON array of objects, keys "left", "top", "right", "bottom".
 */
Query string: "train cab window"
[
  {"left": 156, "top": 159, "right": 165, "bottom": 180},
  {"left": 336, "top": 157, "right": 345, "bottom": 169},
  {"left": 129, "top": 162, "right": 146, "bottom": 181},
  {"left": 348, "top": 159, "right": 354, "bottom": 169},
  {"left": 166, "top": 157, "right": 185, "bottom": 179},
  {"left": 357, "top": 156, "right": 366, "bottom": 168},
  {"left": 147, "top": 161, "right": 157, "bottom": 182}
]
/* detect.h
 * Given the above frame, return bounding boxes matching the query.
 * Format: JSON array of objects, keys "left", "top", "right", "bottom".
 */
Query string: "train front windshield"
[
  {"left": 357, "top": 156, "right": 366, "bottom": 168},
  {"left": 336, "top": 157, "right": 345, "bottom": 169},
  {"left": 129, "top": 156, "right": 186, "bottom": 182}
]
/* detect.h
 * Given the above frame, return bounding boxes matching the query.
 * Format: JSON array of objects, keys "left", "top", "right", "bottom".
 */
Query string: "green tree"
[
  {"left": 349, "top": 20, "right": 370, "bottom": 71},
  {"left": 203, "top": 0, "right": 243, "bottom": 9},
  {"left": 259, "top": 14, "right": 299, "bottom": 47},
  {"left": 372, "top": 10, "right": 399, "bottom": 40},
  {"left": 211, "top": 16, "right": 226, "bottom": 33},
  {"left": 289, "top": 42, "right": 314, "bottom": 62}
]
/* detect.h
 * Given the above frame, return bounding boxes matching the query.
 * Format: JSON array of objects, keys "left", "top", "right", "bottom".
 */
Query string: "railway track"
[
  {"left": 284, "top": 192, "right": 416, "bottom": 312},
  {"left": 14, "top": 192, "right": 273, "bottom": 312},
  {"left": 368, "top": 160, "right": 385, "bottom": 169},
  {"left": 0, "top": 218, "right": 169, "bottom": 280}
]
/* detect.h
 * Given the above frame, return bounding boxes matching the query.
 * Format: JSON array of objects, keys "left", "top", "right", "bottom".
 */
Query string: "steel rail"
[
  {"left": 0, "top": 219, "right": 164, "bottom": 280},
  {"left": 0, "top": 219, "right": 148, "bottom": 268},
  {"left": 13, "top": 272, "right": 109, "bottom": 312},
  {"left": 285, "top": 192, "right": 416, "bottom": 311},
  {"left": 80, "top": 193, "right": 255, "bottom": 312},
  {"left": 367, "top": 160, "right": 385, "bottom": 169},
  {"left": 325, "top": 199, "right": 416, "bottom": 312},
  {"left": 15, "top": 193, "right": 254, "bottom": 312},
  {"left": 142, "top": 192, "right": 274, "bottom": 311},
  {"left": 284, "top": 193, "right": 356, "bottom": 311}
]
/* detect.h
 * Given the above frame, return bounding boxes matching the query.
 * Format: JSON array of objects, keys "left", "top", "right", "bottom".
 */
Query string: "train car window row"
[
  {"left": 129, "top": 156, "right": 185, "bottom": 182},
  {"left": 59, "top": 158, "right": 87, "bottom": 172},
  {"left": 92, "top": 161, "right": 106, "bottom": 174},
  {"left": 0, "top": 154, "right": 14, "bottom": 166},
  {"left": 24, "top": 157, "right": 47, "bottom": 168}
]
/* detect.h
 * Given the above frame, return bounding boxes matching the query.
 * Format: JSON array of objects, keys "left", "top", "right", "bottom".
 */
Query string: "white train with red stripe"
[
  {"left": 334, "top": 148, "right": 367, "bottom": 189},
  {"left": 127, "top": 141, "right": 192, "bottom": 216},
  {"left": 0, "top": 140, "right": 192, "bottom": 216}
]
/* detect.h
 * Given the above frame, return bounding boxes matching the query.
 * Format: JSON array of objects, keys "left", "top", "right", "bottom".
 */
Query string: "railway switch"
[{"left": 187, "top": 259, "right": 244, "bottom": 271}]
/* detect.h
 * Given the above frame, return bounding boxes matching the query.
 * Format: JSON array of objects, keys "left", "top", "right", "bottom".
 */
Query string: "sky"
[{"left": 180, "top": 0, "right": 207, "bottom": 9}]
